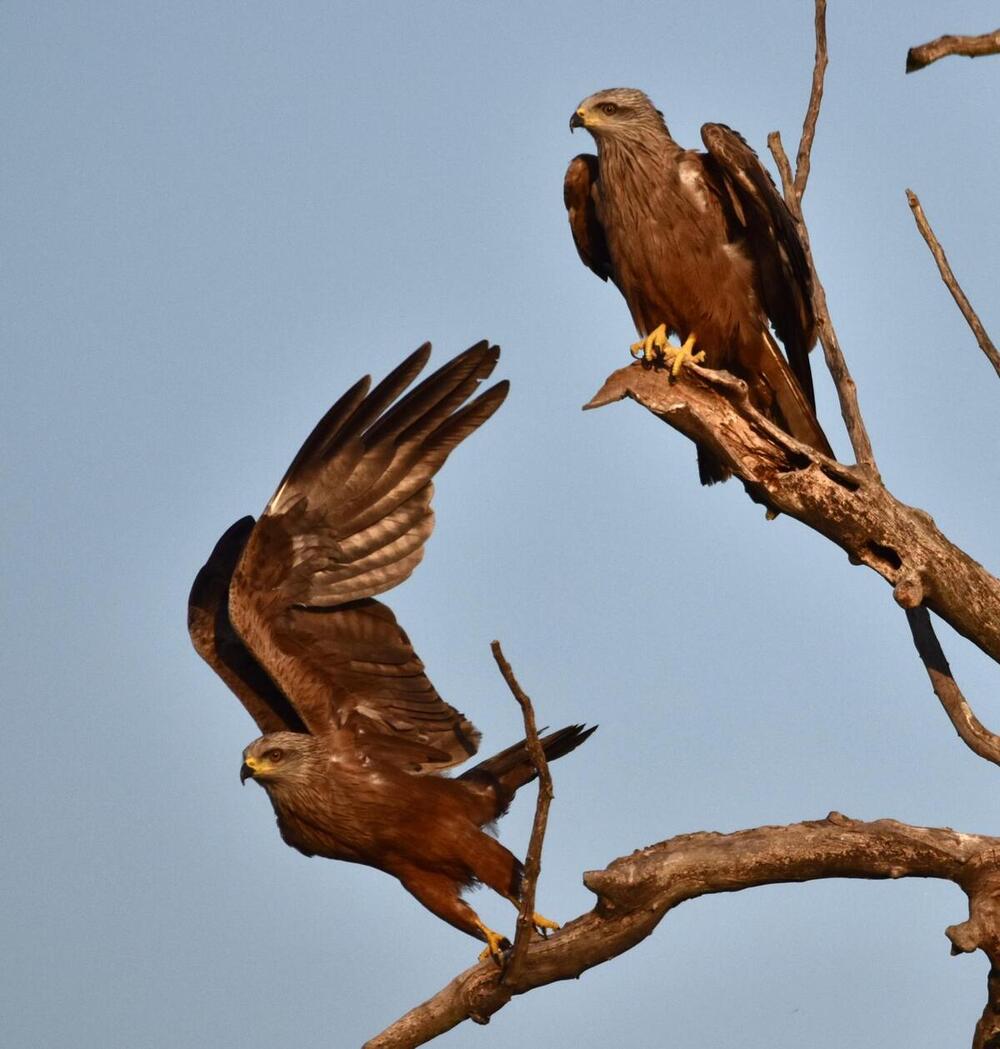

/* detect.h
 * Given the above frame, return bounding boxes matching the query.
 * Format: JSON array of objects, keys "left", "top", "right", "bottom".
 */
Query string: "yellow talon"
[
  {"left": 670, "top": 333, "right": 705, "bottom": 377},
  {"left": 475, "top": 920, "right": 509, "bottom": 965},
  {"left": 630, "top": 323, "right": 672, "bottom": 363},
  {"left": 630, "top": 327, "right": 705, "bottom": 375},
  {"left": 532, "top": 912, "right": 560, "bottom": 937},
  {"left": 502, "top": 893, "right": 561, "bottom": 939}
]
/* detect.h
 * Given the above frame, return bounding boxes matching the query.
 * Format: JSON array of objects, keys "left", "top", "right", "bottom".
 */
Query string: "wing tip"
[{"left": 188, "top": 515, "right": 256, "bottom": 616}]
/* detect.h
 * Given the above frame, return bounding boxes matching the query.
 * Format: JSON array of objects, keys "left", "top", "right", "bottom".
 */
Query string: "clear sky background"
[{"left": 4, "top": 2, "right": 1000, "bottom": 1046}]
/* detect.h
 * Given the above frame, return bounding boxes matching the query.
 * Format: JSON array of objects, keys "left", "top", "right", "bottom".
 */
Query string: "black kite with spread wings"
[{"left": 188, "top": 342, "right": 594, "bottom": 959}]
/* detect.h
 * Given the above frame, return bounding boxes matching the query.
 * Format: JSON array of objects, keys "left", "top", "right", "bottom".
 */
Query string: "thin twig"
[
  {"left": 765, "top": 2, "right": 878, "bottom": 475},
  {"left": 906, "top": 190, "right": 1000, "bottom": 380},
  {"left": 906, "top": 29, "right": 1000, "bottom": 74},
  {"left": 904, "top": 608, "right": 1000, "bottom": 767},
  {"left": 489, "top": 640, "right": 553, "bottom": 987},
  {"left": 794, "top": 0, "right": 827, "bottom": 201},
  {"left": 768, "top": 130, "right": 796, "bottom": 202},
  {"left": 768, "top": 131, "right": 878, "bottom": 475}
]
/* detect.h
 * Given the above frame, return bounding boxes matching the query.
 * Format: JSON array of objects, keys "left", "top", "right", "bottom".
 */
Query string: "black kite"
[
  {"left": 188, "top": 342, "right": 594, "bottom": 959},
  {"left": 565, "top": 87, "right": 832, "bottom": 483}
]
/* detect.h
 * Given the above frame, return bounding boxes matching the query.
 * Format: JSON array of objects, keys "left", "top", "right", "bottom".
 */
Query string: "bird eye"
[
  {"left": 265, "top": 748, "right": 284, "bottom": 763},
  {"left": 601, "top": 102, "right": 618, "bottom": 116}
]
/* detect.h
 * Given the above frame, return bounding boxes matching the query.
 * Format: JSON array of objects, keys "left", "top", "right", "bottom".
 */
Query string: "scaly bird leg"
[{"left": 475, "top": 918, "right": 510, "bottom": 965}]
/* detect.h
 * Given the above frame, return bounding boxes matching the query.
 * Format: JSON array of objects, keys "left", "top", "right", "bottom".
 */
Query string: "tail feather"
[
  {"left": 697, "top": 444, "right": 731, "bottom": 485},
  {"left": 755, "top": 329, "right": 833, "bottom": 458},
  {"left": 459, "top": 724, "right": 596, "bottom": 820}
]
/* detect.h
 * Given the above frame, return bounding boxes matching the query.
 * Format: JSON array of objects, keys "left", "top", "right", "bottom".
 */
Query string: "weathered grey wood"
[{"left": 585, "top": 361, "right": 1000, "bottom": 668}]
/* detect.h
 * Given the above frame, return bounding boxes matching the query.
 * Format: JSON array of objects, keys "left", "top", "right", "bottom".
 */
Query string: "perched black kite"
[
  {"left": 188, "top": 343, "right": 594, "bottom": 959},
  {"left": 565, "top": 87, "right": 833, "bottom": 484}
]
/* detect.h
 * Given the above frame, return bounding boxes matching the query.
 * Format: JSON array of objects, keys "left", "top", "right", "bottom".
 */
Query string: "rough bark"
[
  {"left": 364, "top": 815, "right": 1000, "bottom": 1049},
  {"left": 364, "top": 4, "right": 1000, "bottom": 1046},
  {"left": 584, "top": 362, "right": 1000, "bottom": 666},
  {"left": 906, "top": 29, "right": 1000, "bottom": 73}
]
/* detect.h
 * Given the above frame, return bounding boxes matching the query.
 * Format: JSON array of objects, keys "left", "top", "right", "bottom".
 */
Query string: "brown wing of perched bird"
[
  {"left": 188, "top": 342, "right": 595, "bottom": 959},
  {"left": 566, "top": 88, "right": 833, "bottom": 484}
]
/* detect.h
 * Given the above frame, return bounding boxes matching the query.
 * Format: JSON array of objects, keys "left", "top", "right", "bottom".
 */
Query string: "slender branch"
[
  {"left": 768, "top": 130, "right": 796, "bottom": 203},
  {"left": 906, "top": 29, "right": 1000, "bottom": 74},
  {"left": 364, "top": 11, "right": 1000, "bottom": 1049},
  {"left": 904, "top": 608, "right": 1000, "bottom": 766},
  {"left": 766, "top": 3, "right": 879, "bottom": 475},
  {"left": 364, "top": 815, "right": 1000, "bottom": 1049},
  {"left": 585, "top": 362, "right": 1000, "bottom": 668},
  {"left": 489, "top": 641, "right": 553, "bottom": 986},
  {"left": 906, "top": 190, "right": 1000, "bottom": 380},
  {"left": 772, "top": 130, "right": 876, "bottom": 472},
  {"left": 793, "top": 0, "right": 827, "bottom": 201}
]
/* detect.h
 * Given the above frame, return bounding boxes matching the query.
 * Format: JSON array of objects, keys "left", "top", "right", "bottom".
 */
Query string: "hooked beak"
[
  {"left": 240, "top": 759, "right": 255, "bottom": 785},
  {"left": 569, "top": 108, "right": 586, "bottom": 132}
]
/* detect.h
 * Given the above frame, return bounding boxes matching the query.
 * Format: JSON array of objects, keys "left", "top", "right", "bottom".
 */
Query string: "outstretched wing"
[
  {"left": 227, "top": 342, "right": 509, "bottom": 771},
  {"left": 564, "top": 153, "right": 613, "bottom": 281},
  {"left": 188, "top": 517, "right": 307, "bottom": 735},
  {"left": 700, "top": 123, "right": 817, "bottom": 406}
]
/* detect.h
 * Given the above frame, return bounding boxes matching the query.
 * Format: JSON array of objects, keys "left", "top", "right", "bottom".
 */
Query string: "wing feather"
[
  {"left": 564, "top": 153, "right": 613, "bottom": 281},
  {"left": 220, "top": 343, "right": 507, "bottom": 770},
  {"left": 188, "top": 517, "right": 307, "bottom": 735},
  {"left": 700, "top": 123, "right": 817, "bottom": 407}
]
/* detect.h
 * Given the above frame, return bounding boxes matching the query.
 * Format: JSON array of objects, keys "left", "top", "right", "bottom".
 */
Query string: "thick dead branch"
[
  {"left": 366, "top": 8, "right": 1000, "bottom": 1048},
  {"left": 906, "top": 29, "right": 1000, "bottom": 74},
  {"left": 905, "top": 608, "right": 1000, "bottom": 766},
  {"left": 906, "top": 190, "right": 1000, "bottom": 380},
  {"left": 489, "top": 641, "right": 554, "bottom": 985},
  {"left": 585, "top": 362, "right": 1000, "bottom": 668},
  {"left": 365, "top": 814, "right": 1000, "bottom": 1049}
]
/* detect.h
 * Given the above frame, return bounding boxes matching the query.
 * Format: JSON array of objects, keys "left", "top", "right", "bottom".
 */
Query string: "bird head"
[
  {"left": 240, "top": 731, "right": 319, "bottom": 788},
  {"left": 570, "top": 87, "right": 667, "bottom": 143}
]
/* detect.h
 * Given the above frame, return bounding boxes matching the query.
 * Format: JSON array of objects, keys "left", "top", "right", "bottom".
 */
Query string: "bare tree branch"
[
  {"left": 364, "top": 814, "right": 1000, "bottom": 1049},
  {"left": 489, "top": 641, "right": 554, "bottom": 985},
  {"left": 585, "top": 362, "right": 1000, "bottom": 668},
  {"left": 904, "top": 608, "right": 1000, "bottom": 766},
  {"left": 906, "top": 29, "right": 1000, "bottom": 74},
  {"left": 793, "top": 0, "right": 827, "bottom": 201},
  {"left": 766, "top": 2, "right": 879, "bottom": 476},
  {"left": 364, "top": 9, "right": 1000, "bottom": 1048},
  {"left": 906, "top": 189, "right": 1000, "bottom": 379}
]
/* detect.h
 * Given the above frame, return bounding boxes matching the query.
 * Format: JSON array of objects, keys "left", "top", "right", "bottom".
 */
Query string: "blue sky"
[{"left": 4, "top": 2, "right": 1000, "bottom": 1046}]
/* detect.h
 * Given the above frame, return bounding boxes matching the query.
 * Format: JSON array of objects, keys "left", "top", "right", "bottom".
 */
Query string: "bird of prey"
[
  {"left": 565, "top": 87, "right": 833, "bottom": 484},
  {"left": 188, "top": 342, "right": 594, "bottom": 961}
]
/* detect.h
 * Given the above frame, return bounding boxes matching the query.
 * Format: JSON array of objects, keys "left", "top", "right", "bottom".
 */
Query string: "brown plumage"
[
  {"left": 188, "top": 342, "right": 594, "bottom": 956},
  {"left": 565, "top": 87, "right": 833, "bottom": 484}
]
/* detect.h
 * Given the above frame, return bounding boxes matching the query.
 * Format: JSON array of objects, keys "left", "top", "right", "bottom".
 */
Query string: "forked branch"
[
  {"left": 365, "top": 815, "right": 1000, "bottom": 1048},
  {"left": 489, "top": 641, "right": 554, "bottom": 985},
  {"left": 765, "top": 0, "right": 877, "bottom": 475},
  {"left": 585, "top": 361, "right": 1000, "bottom": 669},
  {"left": 366, "top": 4, "right": 1000, "bottom": 1046}
]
